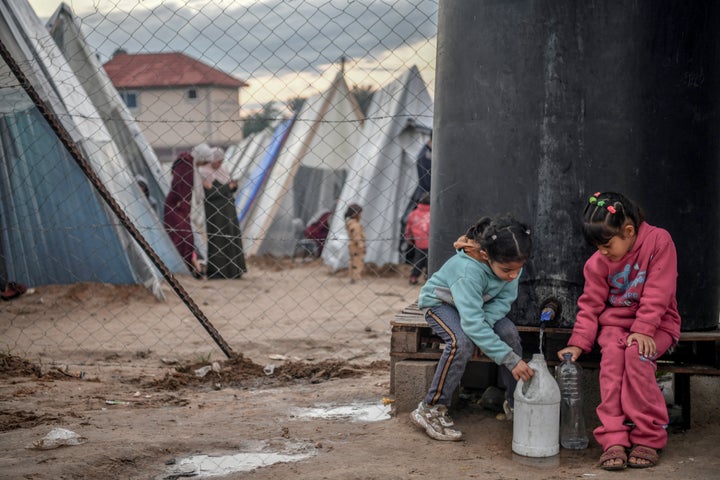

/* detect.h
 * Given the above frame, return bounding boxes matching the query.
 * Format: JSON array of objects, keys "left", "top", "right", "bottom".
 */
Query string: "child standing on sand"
[{"left": 344, "top": 204, "right": 366, "bottom": 283}]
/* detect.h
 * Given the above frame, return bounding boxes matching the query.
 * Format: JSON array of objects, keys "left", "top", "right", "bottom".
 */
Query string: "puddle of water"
[
  {"left": 167, "top": 451, "right": 315, "bottom": 478},
  {"left": 162, "top": 403, "right": 389, "bottom": 478},
  {"left": 291, "top": 401, "right": 392, "bottom": 422}
]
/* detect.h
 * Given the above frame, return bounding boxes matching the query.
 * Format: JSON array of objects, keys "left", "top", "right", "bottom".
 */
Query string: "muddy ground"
[{"left": 1, "top": 259, "right": 719, "bottom": 479}]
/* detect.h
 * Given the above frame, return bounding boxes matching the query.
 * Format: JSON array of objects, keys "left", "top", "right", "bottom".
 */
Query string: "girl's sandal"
[
  {"left": 628, "top": 445, "right": 659, "bottom": 468},
  {"left": 598, "top": 445, "right": 627, "bottom": 470}
]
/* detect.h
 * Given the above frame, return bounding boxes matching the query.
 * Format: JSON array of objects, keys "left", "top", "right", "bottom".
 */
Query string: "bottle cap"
[{"left": 563, "top": 352, "right": 572, "bottom": 360}]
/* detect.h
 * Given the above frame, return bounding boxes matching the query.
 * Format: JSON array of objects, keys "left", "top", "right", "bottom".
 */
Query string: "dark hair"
[
  {"left": 466, "top": 214, "right": 532, "bottom": 263},
  {"left": 418, "top": 192, "right": 430, "bottom": 205},
  {"left": 582, "top": 191, "right": 645, "bottom": 245},
  {"left": 344, "top": 203, "right": 362, "bottom": 219}
]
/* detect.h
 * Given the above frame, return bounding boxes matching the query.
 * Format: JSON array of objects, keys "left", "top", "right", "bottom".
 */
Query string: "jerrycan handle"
[
  {"left": 516, "top": 353, "right": 559, "bottom": 402},
  {"left": 515, "top": 364, "right": 541, "bottom": 400}
]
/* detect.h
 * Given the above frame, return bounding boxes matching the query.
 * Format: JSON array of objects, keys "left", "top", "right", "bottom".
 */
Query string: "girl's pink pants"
[{"left": 594, "top": 325, "right": 674, "bottom": 450}]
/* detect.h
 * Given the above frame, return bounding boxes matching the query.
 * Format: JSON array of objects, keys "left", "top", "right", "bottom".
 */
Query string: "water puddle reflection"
[
  {"left": 166, "top": 451, "right": 315, "bottom": 478},
  {"left": 161, "top": 402, "right": 389, "bottom": 478},
  {"left": 291, "top": 401, "right": 392, "bottom": 422},
  {"left": 165, "top": 440, "right": 317, "bottom": 480}
]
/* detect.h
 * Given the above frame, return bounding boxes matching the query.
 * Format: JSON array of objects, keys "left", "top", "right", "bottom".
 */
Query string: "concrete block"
[{"left": 394, "top": 360, "right": 437, "bottom": 413}]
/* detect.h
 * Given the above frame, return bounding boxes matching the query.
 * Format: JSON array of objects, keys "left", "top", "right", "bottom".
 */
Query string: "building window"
[
  {"left": 187, "top": 88, "right": 198, "bottom": 100},
  {"left": 120, "top": 91, "right": 138, "bottom": 109}
]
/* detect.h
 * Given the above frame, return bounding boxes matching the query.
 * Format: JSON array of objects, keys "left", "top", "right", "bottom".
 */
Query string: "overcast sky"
[{"left": 28, "top": 0, "right": 438, "bottom": 108}]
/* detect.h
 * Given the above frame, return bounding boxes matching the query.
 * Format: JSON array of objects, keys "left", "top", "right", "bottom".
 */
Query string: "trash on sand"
[
  {"left": 263, "top": 364, "right": 276, "bottom": 375},
  {"left": 53, "top": 366, "right": 86, "bottom": 379},
  {"left": 381, "top": 397, "right": 395, "bottom": 405},
  {"left": 29, "top": 428, "right": 88, "bottom": 450},
  {"left": 105, "top": 400, "right": 131, "bottom": 405},
  {"left": 195, "top": 365, "right": 212, "bottom": 378}
]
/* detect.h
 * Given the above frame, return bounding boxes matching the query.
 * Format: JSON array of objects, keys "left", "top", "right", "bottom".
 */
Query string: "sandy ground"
[{"left": 1, "top": 258, "right": 719, "bottom": 479}]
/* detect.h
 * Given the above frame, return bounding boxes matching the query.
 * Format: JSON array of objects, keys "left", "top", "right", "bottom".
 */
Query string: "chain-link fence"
[{"left": 1, "top": 0, "right": 438, "bottom": 369}]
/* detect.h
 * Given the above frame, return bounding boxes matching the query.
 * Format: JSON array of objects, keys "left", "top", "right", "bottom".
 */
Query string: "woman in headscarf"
[
  {"left": 163, "top": 151, "right": 202, "bottom": 277},
  {"left": 197, "top": 145, "right": 246, "bottom": 279}
]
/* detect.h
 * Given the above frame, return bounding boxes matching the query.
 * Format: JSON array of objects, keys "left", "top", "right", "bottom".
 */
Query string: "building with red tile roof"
[{"left": 103, "top": 51, "right": 248, "bottom": 163}]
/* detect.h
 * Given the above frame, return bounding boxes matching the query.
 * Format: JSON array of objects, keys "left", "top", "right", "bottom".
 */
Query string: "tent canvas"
[
  {"left": 47, "top": 4, "right": 169, "bottom": 215},
  {"left": 242, "top": 72, "right": 363, "bottom": 256},
  {"left": 46, "top": 3, "right": 186, "bottom": 276},
  {"left": 322, "top": 65, "right": 433, "bottom": 270},
  {"left": 0, "top": 0, "right": 183, "bottom": 297},
  {"left": 235, "top": 118, "right": 293, "bottom": 227},
  {"left": 47, "top": 4, "right": 170, "bottom": 216},
  {"left": 225, "top": 124, "right": 275, "bottom": 181}
]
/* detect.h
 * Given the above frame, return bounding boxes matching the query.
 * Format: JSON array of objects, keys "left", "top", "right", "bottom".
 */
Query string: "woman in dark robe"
[
  {"left": 197, "top": 145, "right": 246, "bottom": 279},
  {"left": 163, "top": 151, "right": 202, "bottom": 277}
]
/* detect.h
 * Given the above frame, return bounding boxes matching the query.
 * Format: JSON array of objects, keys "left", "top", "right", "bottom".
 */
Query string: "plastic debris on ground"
[{"left": 29, "top": 428, "right": 88, "bottom": 450}]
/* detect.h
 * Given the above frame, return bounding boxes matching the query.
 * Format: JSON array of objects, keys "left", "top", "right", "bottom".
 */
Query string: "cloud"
[{"left": 80, "top": 0, "right": 438, "bottom": 80}]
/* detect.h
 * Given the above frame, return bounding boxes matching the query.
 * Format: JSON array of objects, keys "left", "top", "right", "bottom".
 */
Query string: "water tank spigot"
[{"left": 539, "top": 298, "right": 560, "bottom": 323}]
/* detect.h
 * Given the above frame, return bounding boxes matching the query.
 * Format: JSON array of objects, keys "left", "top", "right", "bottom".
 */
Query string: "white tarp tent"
[
  {"left": 322, "top": 65, "right": 433, "bottom": 270},
  {"left": 47, "top": 3, "right": 170, "bottom": 215},
  {"left": 225, "top": 124, "right": 275, "bottom": 182},
  {"left": 235, "top": 118, "right": 294, "bottom": 230},
  {"left": 242, "top": 72, "right": 363, "bottom": 256},
  {"left": 0, "top": 0, "right": 184, "bottom": 297}
]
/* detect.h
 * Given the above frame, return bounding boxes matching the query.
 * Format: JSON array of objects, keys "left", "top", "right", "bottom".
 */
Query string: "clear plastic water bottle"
[{"left": 557, "top": 353, "right": 589, "bottom": 449}]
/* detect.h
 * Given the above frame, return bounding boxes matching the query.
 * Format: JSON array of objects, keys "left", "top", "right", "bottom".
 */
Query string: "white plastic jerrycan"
[{"left": 512, "top": 353, "right": 561, "bottom": 457}]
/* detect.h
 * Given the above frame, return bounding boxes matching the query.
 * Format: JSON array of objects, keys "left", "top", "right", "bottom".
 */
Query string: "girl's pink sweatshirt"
[{"left": 568, "top": 222, "right": 682, "bottom": 352}]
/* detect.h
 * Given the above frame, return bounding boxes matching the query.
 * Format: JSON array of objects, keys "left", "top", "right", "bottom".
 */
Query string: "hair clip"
[
  {"left": 491, "top": 234, "right": 497, "bottom": 240},
  {"left": 589, "top": 192, "right": 618, "bottom": 214}
]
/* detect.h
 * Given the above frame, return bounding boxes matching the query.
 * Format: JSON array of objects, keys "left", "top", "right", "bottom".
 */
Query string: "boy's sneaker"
[
  {"left": 410, "top": 401, "right": 463, "bottom": 441},
  {"left": 495, "top": 400, "right": 513, "bottom": 421}
]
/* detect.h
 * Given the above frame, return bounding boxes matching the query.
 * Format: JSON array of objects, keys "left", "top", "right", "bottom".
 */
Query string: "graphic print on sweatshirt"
[{"left": 608, "top": 263, "right": 646, "bottom": 307}]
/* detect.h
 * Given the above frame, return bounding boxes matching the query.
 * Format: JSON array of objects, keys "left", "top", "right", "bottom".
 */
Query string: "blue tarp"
[
  {"left": 0, "top": 102, "right": 141, "bottom": 286},
  {"left": 235, "top": 117, "right": 294, "bottom": 225}
]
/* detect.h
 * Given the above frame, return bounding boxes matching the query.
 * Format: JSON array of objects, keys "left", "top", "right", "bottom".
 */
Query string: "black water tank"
[{"left": 431, "top": 0, "right": 720, "bottom": 330}]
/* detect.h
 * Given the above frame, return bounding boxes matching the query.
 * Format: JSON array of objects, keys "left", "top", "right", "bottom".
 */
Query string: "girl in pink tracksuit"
[{"left": 558, "top": 191, "right": 681, "bottom": 471}]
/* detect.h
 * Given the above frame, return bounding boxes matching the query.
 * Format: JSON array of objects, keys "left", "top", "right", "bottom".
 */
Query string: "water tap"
[{"left": 539, "top": 299, "right": 560, "bottom": 323}]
